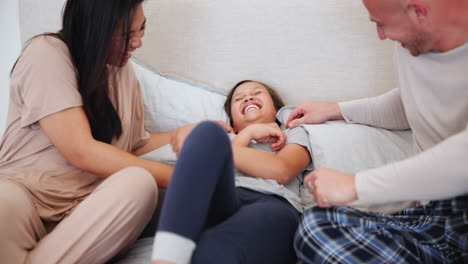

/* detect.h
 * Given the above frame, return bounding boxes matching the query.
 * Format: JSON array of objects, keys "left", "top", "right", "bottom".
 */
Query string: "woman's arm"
[
  {"left": 132, "top": 132, "right": 172, "bottom": 156},
  {"left": 39, "top": 106, "right": 173, "bottom": 187},
  {"left": 231, "top": 124, "right": 311, "bottom": 185}
]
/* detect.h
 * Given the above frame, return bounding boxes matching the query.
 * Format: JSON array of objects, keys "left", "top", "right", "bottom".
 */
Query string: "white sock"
[{"left": 151, "top": 231, "right": 196, "bottom": 264}]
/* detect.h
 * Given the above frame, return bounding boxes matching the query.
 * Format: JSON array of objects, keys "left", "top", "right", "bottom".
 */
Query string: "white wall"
[
  {"left": 16, "top": 1, "right": 396, "bottom": 106},
  {"left": 136, "top": 0, "right": 396, "bottom": 105},
  {"left": 13, "top": 0, "right": 396, "bottom": 119},
  {"left": 0, "top": 0, "right": 21, "bottom": 138},
  {"left": 1, "top": 0, "right": 64, "bottom": 138},
  {"left": 18, "top": 0, "right": 65, "bottom": 43}
]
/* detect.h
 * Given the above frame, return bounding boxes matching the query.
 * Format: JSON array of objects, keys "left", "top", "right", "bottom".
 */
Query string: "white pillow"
[
  {"left": 139, "top": 144, "right": 177, "bottom": 167},
  {"left": 277, "top": 106, "right": 415, "bottom": 213},
  {"left": 131, "top": 57, "right": 229, "bottom": 133}
]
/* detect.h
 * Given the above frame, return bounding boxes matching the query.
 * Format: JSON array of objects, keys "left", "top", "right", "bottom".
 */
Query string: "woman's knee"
[
  {"left": 0, "top": 193, "right": 27, "bottom": 232},
  {"left": 105, "top": 167, "right": 158, "bottom": 212},
  {"left": 0, "top": 181, "right": 45, "bottom": 261},
  {"left": 0, "top": 182, "right": 38, "bottom": 228}
]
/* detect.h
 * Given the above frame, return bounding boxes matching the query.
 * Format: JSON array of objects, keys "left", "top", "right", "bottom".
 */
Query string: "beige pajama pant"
[{"left": 0, "top": 166, "right": 158, "bottom": 264}]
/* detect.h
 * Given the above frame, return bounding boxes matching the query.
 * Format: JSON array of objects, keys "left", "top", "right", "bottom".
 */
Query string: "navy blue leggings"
[{"left": 158, "top": 121, "right": 300, "bottom": 264}]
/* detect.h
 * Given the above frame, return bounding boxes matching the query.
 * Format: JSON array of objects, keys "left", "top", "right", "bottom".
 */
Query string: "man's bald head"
[
  {"left": 361, "top": 0, "right": 468, "bottom": 56},
  {"left": 362, "top": 0, "right": 407, "bottom": 13}
]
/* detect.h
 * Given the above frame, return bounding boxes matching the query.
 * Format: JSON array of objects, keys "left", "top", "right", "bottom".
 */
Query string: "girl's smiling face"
[{"left": 230, "top": 81, "right": 278, "bottom": 132}]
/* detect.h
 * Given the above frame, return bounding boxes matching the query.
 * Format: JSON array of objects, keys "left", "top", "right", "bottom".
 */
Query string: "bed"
[{"left": 16, "top": 0, "right": 414, "bottom": 263}]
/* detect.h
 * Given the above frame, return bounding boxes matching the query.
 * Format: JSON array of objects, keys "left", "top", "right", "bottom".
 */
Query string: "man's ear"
[{"left": 407, "top": 0, "right": 429, "bottom": 23}]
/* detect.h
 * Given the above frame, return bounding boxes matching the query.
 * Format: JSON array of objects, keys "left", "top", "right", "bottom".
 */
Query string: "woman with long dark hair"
[{"left": 0, "top": 0, "right": 190, "bottom": 262}]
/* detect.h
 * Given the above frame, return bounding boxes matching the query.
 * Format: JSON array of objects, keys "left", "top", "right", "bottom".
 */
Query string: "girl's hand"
[{"left": 238, "top": 123, "right": 286, "bottom": 151}]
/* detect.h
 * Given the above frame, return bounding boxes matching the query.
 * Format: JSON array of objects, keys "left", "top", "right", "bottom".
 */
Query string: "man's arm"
[
  {"left": 354, "top": 125, "right": 468, "bottom": 204},
  {"left": 340, "top": 88, "right": 410, "bottom": 130},
  {"left": 287, "top": 88, "right": 408, "bottom": 130},
  {"left": 307, "top": 125, "right": 468, "bottom": 207}
]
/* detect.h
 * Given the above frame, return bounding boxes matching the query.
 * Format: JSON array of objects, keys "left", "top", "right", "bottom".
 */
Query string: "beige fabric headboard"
[
  {"left": 135, "top": 0, "right": 397, "bottom": 104},
  {"left": 19, "top": 0, "right": 397, "bottom": 105}
]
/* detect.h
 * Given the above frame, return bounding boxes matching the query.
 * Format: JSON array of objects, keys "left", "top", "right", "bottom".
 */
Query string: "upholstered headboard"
[{"left": 19, "top": 0, "right": 397, "bottom": 105}]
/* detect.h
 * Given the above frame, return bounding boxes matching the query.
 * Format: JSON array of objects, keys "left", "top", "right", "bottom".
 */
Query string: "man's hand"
[
  {"left": 304, "top": 167, "right": 358, "bottom": 207},
  {"left": 286, "top": 102, "right": 343, "bottom": 128}
]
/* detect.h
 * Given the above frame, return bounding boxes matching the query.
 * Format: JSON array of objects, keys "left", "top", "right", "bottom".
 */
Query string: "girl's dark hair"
[
  {"left": 12, "top": 0, "right": 143, "bottom": 143},
  {"left": 224, "top": 80, "right": 285, "bottom": 127}
]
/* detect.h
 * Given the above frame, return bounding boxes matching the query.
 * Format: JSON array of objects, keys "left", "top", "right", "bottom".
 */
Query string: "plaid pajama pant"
[{"left": 294, "top": 195, "right": 468, "bottom": 264}]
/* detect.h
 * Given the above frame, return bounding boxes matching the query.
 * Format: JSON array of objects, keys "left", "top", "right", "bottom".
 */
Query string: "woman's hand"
[
  {"left": 234, "top": 123, "right": 286, "bottom": 151},
  {"left": 171, "top": 121, "right": 233, "bottom": 155},
  {"left": 214, "top": 120, "right": 234, "bottom": 134},
  {"left": 304, "top": 167, "right": 358, "bottom": 207},
  {"left": 170, "top": 124, "right": 196, "bottom": 156}
]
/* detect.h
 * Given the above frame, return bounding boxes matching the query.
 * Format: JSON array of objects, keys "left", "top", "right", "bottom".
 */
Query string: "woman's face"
[
  {"left": 108, "top": 4, "right": 146, "bottom": 67},
  {"left": 230, "top": 81, "right": 278, "bottom": 132}
]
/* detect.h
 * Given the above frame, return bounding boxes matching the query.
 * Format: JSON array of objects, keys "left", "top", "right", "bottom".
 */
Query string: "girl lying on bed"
[{"left": 152, "top": 80, "right": 312, "bottom": 264}]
